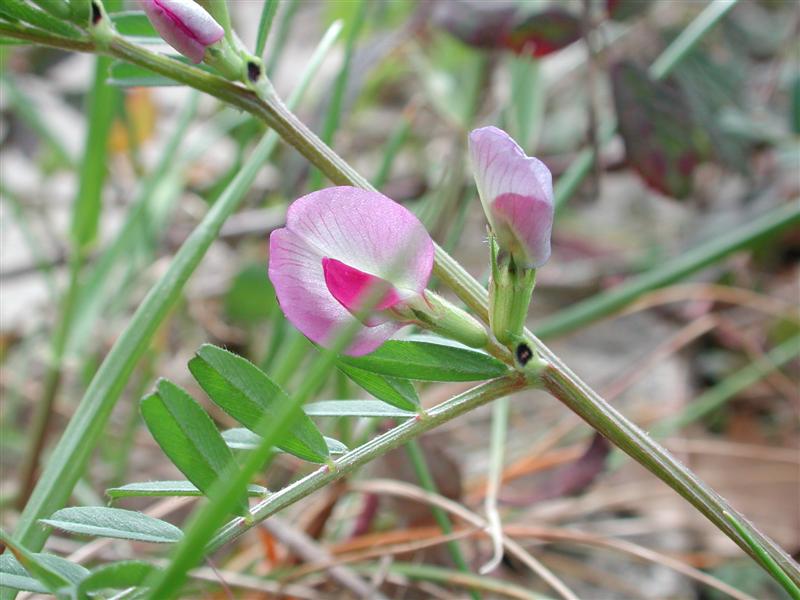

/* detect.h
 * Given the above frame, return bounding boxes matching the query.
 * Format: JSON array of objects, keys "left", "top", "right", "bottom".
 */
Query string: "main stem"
[{"left": 2, "top": 21, "right": 797, "bottom": 586}]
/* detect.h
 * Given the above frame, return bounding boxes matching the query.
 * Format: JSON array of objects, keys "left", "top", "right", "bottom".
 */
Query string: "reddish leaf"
[
  {"left": 502, "top": 7, "right": 583, "bottom": 57},
  {"left": 501, "top": 434, "right": 611, "bottom": 505},
  {"left": 431, "top": 1, "right": 517, "bottom": 48},
  {"left": 611, "top": 61, "right": 709, "bottom": 199},
  {"left": 606, "top": 0, "right": 651, "bottom": 22},
  {"left": 432, "top": 1, "right": 581, "bottom": 57}
]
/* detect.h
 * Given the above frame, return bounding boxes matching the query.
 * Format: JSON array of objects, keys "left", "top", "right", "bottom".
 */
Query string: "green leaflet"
[
  {"left": 39, "top": 507, "right": 183, "bottom": 544},
  {"left": 340, "top": 341, "right": 508, "bottom": 381},
  {"left": 140, "top": 379, "right": 248, "bottom": 515},
  {"left": 189, "top": 344, "right": 329, "bottom": 463}
]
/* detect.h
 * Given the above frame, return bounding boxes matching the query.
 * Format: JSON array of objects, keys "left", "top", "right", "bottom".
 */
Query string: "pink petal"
[
  {"left": 322, "top": 258, "right": 403, "bottom": 314},
  {"left": 469, "top": 126, "right": 554, "bottom": 268},
  {"left": 140, "top": 0, "right": 224, "bottom": 63},
  {"left": 493, "top": 193, "right": 553, "bottom": 267},
  {"left": 269, "top": 187, "right": 434, "bottom": 356}
]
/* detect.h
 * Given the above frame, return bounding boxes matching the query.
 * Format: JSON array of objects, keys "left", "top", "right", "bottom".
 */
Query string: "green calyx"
[
  {"left": 400, "top": 291, "right": 489, "bottom": 349},
  {"left": 204, "top": 37, "right": 246, "bottom": 81},
  {"left": 489, "top": 234, "right": 536, "bottom": 348}
]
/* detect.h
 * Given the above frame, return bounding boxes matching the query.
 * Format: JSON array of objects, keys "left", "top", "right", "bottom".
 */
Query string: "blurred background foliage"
[{"left": 1, "top": 0, "right": 798, "bottom": 597}]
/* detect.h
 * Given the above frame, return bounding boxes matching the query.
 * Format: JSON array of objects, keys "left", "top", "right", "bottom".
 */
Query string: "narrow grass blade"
[
  {"left": 651, "top": 334, "right": 800, "bottom": 437},
  {"left": 535, "top": 202, "right": 800, "bottom": 340},
  {"left": 71, "top": 51, "right": 121, "bottom": 251},
  {"left": 723, "top": 511, "right": 800, "bottom": 600},
  {"left": 264, "top": 0, "right": 299, "bottom": 77},
  {"left": 254, "top": 0, "right": 278, "bottom": 58},
  {"left": 404, "top": 440, "right": 480, "bottom": 600},
  {"left": 10, "top": 16, "right": 341, "bottom": 549},
  {"left": 308, "top": 0, "right": 367, "bottom": 190}
]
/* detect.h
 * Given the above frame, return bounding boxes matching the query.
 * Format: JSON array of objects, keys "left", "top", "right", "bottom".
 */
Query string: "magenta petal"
[
  {"left": 269, "top": 187, "right": 434, "bottom": 356},
  {"left": 469, "top": 126, "right": 554, "bottom": 268},
  {"left": 322, "top": 258, "right": 403, "bottom": 314},
  {"left": 140, "top": 0, "right": 224, "bottom": 64}
]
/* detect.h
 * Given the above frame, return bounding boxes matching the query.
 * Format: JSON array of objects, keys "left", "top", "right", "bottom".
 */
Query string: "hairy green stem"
[{"left": 539, "top": 361, "right": 799, "bottom": 586}]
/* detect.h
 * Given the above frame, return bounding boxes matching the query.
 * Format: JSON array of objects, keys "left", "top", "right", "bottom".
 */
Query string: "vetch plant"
[{"left": 2, "top": 1, "right": 799, "bottom": 599}]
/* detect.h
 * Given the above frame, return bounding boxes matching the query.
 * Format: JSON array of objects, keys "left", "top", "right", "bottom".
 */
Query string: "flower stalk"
[
  {"left": 398, "top": 291, "right": 489, "bottom": 349},
  {"left": 488, "top": 234, "right": 536, "bottom": 347}
]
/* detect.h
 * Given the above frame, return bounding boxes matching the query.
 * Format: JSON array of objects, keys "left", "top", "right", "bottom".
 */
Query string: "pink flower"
[
  {"left": 268, "top": 187, "right": 435, "bottom": 356},
  {"left": 140, "top": 0, "right": 224, "bottom": 64},
  {"left": 469, "top": 126, "right": 554, "bottom": 269}
]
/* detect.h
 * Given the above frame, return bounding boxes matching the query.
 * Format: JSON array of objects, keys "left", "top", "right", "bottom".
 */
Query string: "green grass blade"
[
  {"left": 404, "top": 439, "right": 480, "bottom": 600},
  {"left": 12, "top": 117, "right": 278, "bottom": 553},
  {"left": 371, "top": 113, "right": 412, "bottom": 189},
  {"left": 71, "top": 53, "right": 121, "bottom": 251},
  {"left": 553, "top": 0, "right": 740, "bottom": 211},
  {"left": 264, "top": 0, "right": 299, "bottom": 77},
  {"left": 535, "top": 202, "right": 800, "bottom": 340},
  {"left": 16, "top": 48, "right": 122, "bottom": 509},
  {"left": 254, "top": 0, "right": 278, "bottom": 58},
  {"left": 648, "top": 0, "right": 740, "bottom": 80},
  {"left": 11, "top": 18, "right": 343, "bottom": 555},
  {"left": 723, "top": 511, "right": 800, "bottom": 600},
  {"left": 308, "top": 0, "right": 367, "bottom": 190},
  {"left": 652, "top": 334, "right": 800, "bottom": 438}
]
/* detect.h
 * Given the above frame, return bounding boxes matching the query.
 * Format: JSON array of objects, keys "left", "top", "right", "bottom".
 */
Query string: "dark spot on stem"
[
  {"left": 247, "top": 61, "right": 261, "bottom": 83},
  {"left": 516, "top": 343, "right": 533, "bottom": 366},
  {"left": 91, "top": 1, "right": 102, "bottom": 24}
]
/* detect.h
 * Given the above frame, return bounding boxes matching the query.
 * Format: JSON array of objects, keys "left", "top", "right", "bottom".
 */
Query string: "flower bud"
[
  {"left": 140, "top": 0, "right": 224, "bottom": 64},
  {"left": 400, "top": 291, "right": 489, "bottom": 350},
  {"left": 469, "top": 126, "right": 554, "bottom": 269}
]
